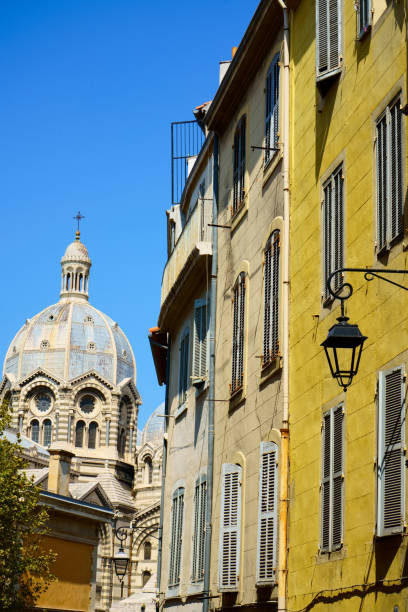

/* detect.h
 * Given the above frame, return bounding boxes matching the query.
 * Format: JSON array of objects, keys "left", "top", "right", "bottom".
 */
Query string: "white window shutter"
[
  {"left": 192, "top": 299, "right": 209, "bottom": 382},
  {"left": 377, "top": 366, "right": 405, "bottom": 537},
  {"left": 316, "top": 0, "right": 342, "bottom": 79},
  {"left": 219, "top": 463, "right": 242, "bottom": 591},
  {"left": 257, "top": 442, "right": 278, "bottom": 584}
]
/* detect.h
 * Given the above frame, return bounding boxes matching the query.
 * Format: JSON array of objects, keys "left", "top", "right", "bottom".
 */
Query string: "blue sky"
[{"left": 0, "top": 0, "right": 259, "bottom": 429}]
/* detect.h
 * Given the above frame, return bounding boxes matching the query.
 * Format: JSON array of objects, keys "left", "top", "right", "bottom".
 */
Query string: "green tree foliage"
[{"left": 0, "top": 396, "right": 56, "bottom": 609}]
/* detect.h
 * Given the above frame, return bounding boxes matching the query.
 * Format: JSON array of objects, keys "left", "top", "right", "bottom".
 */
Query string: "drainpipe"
[
  {"left": 203, "top": 133, "right": 219, "bottom": 612},
  {"left": 156, "top": 336, "right": 171, "bottom": 606},
  {"left": 276, "top": 2, "right": 290, "bottom": 611}
]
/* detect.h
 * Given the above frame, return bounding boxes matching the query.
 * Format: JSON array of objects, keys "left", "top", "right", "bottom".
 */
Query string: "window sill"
[
  {"left": 194, "top": 378, "right": 209, "bottom": 398},
  {"left": 165, "top": 586, "right": 181, "bottom": 600},
  {"left": 231, "top": 198, "right": 248, "bottom": 234},
  {"left": 316, "top": 545, "right": 345, "bottom": 563},
  {"left": 187, "top": 580, "right": 204, "bottom": 595},
  {"left": 316, "top": 66, "right": 342, "bottom": 84},
  {"left": 229, "top": 386, "right": 245, "bottom": 411},
  {"left": 174, "top": 403, "right": 187, "bottom": 420},
  {"left": 260, "top": 356, "right": 282, "bottom": 385},
  {"left": 263, "top": 151, "right": 282, "bottom": 188}
]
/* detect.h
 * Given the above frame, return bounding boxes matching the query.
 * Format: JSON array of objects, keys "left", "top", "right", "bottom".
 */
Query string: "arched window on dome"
[
  {"left": 144, "top": 541, "right": 151, "bottom": 560},
  {"left": 31, "top": 419, "right": 39, "bottom": 444},
  {"left": 144, "top": 457, "right": 153, "bottom": 484},
  {"left": 43, "top": 419, "right": 52, "bottom": 447},
  {"left": 66, "top": 273, "right": 71, "bottom": 291},
  {"left": 75, "top": 420, "right": 85, "bottom": 448},
  {"left": 88, "top": 422, "right": 98, "bottom": 449},
  {"left": 142, "top": 571, "right": 151, "bottom": 587},
  {"left": 79, "top": 273, "right": 83, "bottom": 292}
]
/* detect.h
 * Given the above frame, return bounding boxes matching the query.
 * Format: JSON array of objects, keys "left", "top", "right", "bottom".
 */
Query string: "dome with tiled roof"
[{"left": 3, "top": 231, "right": 136, "bottom": 386}]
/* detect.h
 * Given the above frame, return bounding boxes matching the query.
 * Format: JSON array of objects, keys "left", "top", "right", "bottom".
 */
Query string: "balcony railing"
[{"left": 161, "top": 198, "right": 212, "bottom": 308}]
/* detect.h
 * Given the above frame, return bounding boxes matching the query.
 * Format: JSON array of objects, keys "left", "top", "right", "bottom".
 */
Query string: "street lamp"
[
  {"left": 322, "top": 268, "right": 408, "bottom": 390},
  {"left": 113, "top": 545, "right": 129, "bottom": 598}
]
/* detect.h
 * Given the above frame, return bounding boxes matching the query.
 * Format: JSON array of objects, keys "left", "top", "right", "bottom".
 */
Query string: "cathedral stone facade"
[{"left": 0, "top": 231, "right": 163, "bottom": 611}]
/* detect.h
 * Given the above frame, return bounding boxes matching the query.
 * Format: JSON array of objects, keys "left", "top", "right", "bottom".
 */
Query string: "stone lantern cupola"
[{"left": 60, "top": 230, "right": 92, "bottom": 301}]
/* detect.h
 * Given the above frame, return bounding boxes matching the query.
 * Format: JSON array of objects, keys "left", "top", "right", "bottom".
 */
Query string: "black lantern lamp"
[
  {"left": 321, "top": 313, "right": 367, "bottom": 391},
  {"left": 113, "top": 546, "right": 129, "bottom": 598}
]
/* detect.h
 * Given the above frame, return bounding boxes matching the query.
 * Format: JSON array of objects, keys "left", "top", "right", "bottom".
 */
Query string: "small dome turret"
[{"left": 60, "top": 230, "right": 92, "bottom": 300}]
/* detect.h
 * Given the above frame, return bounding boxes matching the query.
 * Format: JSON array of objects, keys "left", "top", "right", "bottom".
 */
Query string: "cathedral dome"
[
  {"left": 3, "top": 232, "right": 136, "bottom": 386},
  {"left": 141, "top": 403, "right": 164, "bottom": 445}
]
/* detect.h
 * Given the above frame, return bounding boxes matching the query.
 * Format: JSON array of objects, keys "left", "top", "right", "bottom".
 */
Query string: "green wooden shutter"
[
  {"left": 377, "top": 366, "right": 405, "bottom": 537},
  {"left": 257, "top": 442, "right": 278, "bottom": 584},
  {"left": 219, "top": 463, "right": 242, "bottom": 591}
]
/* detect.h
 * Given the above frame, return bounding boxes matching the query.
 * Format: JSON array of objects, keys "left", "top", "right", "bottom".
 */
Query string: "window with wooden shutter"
[
  {"left": 192, "top": 476, "right": 207, "bottom": 582},
  {"left": 168, "top": 487, "right": 185, "bottom": 588},
  {"left": 257, "top": 442, "right": 278, "bottom": 584},
  {"left": 231, "top": 273, "right": 246, "bottom": 394},
  {"left": 232, "top": 116, "right": 246, "bottom": 215},
  {"left": 263, "top": 231, "right": 280, "bottom": 366},
  {"left": 219, "top": 463, "right": 242, "bottom": 591},
  {"left": 265, "top": 54, "right": 280, "bottom": 166},
  {"left": 316, "top": 0, "right": 342, "bottom": 80},
  {"left": 322, "top": 165, "right": 344, "bottom": 302},
  {"left": 356, "top": 0, "right": 371, "bottom": 38},
  {"left": 178, "top": 328, "right": 190, "bottom": 405},
  {"left": 321, "top": 404, "right": 344, "bottom": 552},
  {"left": 192, "top": 299, "right": 209, "bottom": 384},
  {"left": 377, "top": 366, "right": 405, "bottom": 537},
  {"left": 376, "top": 97, "right": 403, "bottom": 253}
]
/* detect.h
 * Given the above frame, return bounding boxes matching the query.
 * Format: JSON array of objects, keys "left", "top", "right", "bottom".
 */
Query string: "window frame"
[
  {"left": 322, "top": 164, "right": 344, "bottom": 303},
  {"left": 376, "top": 95, "right": 403, "bottom": 254},
  {"left": 320, "top": 404, "right": 344, "bottom": 553},
  {"left": 356, "top": 0, "right": 371, "bottom": 39}
]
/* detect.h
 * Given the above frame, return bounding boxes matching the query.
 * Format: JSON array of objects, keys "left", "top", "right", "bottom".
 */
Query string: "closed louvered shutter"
[
  {"left": 192, "top": 478, "right": 207, "bottom": 582},
  {"left": 232, "top": 117, "right": 246, "bottom": 214},
  {"left": 321, "top": 405, "right": 343, "bottom": 552},
  {"left": 192, "top": 299, "right": 209, "bottom": 382},
  {"left": 263, "top": 231, "right": 280, "bottom": 365},
  {"left": 169, "top": 487, "right": 185, "bottom": 587},
  {"left": 178, "top": 330, "right": 189, "bottom": 404},
  {"left": 231, "top": 273, "right": 246, "bottom": 393},
  {"left": 377, "top": 367, "right": 405, "bottom": 537},
  {"left": 257, "top": 442, "right": 278, "bottom": 584},
  {"left": 322, "top": 166, "right": 344, "bottom": 300},
  {"left": 316, "top": 0, "right": 342, "bottom": 79},
  {"left": 219, "top": 464, "right": 242, "bottom": 591},
  {"left": 376, "top": 97, "right": 402, "bottom": 251},
  {"left": 265, "top": 54, "right": 280, "bottom": 165}
]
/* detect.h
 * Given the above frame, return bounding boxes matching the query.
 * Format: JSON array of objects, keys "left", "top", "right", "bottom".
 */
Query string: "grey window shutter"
[
  {"left": 389, "top": 100, "right": 403, "bottom": 242},
  {"left": 178, "top": 329, "right": 189, "bottom": 404},
  {"left": 232, "top": 117, "right": 246, "bottom": 214},
  {"left": 257, "top": 442, "right": 278, "bottom": 584},
  {"left": 357, "top": 0, "right": 371, "bottom": 36},
  {"left": 219, "top": 463, "right": 242, "bottom": 591},
  {"left": 193, "top": 299, "right": 209, "bottom": 381},
  {"left": 376, "top": 115, "right": 387, "bottom": 251},
  {"left": 316, "top": 0, "right": 342, "bottom": 79},
  {"left": 263, "top": 231, "right": 280, "bottom": 365},
  {"left": 192, "top": 477, "right": 207, "bottom": 582},
  {"left": 168, "top": 487, "right": 184, "bottom": 587},
  {"left": 321, "top": 405, "right": 344, "bottom": 552},
  {"left": 322, "top": 165, "right": 344, "bottom": 300},
  {"left": 231, "top": 273, "right": 245, "bottom": 393},
  {"left": 377, "top": 366, "right": 405, "bottom": 537},
  {"left": 265, "top": 54, "right": 280, "bottom": 166}
]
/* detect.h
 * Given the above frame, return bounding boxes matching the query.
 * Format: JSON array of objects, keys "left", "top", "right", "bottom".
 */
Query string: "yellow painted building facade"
[{"left": 288, "top": 0, "right": 408, "bottom": 610}]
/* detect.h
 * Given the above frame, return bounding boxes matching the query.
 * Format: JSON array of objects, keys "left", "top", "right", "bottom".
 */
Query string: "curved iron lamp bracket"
[{"left": 327, "top": 267, "right": 408, "bottom": 315}]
